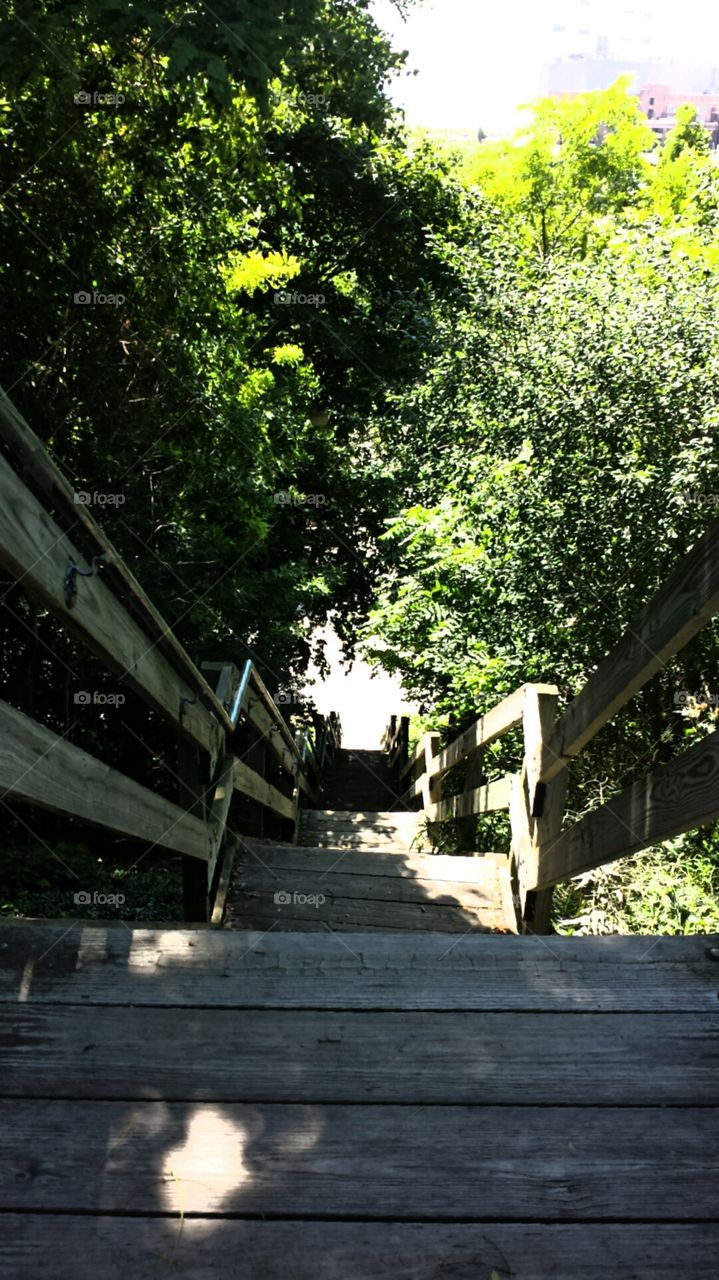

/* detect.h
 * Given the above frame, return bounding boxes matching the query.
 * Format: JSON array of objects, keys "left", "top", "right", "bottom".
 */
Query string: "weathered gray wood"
[
  {"left": 248, "top": 666, "right": 303, "bottom": 765},
  {"left": 210, "top": 839, "right": 236, "bottom": 927},
  {"left": 177, "top": 740, "right": 209, "bottom": 921},
  {"left": 1, "top": 925, "right": 716, "bottom": 1010},
  {"left": 0, "top": 450, "right": 223, "bottom": 765},
  {"left": 2, "top": 1100, "right": 717, "bottom": 1217},
  {"left": 244, "top": 691, "right": 295, "bottom": 775},
  {"left": 0, "top": 699, "right": 209, "bottom": 858},
  {"left": 536, "top": 729, "right": 719, "bottom": 888},
  {"left": 2, "top": 1219, "right": 717, "bottom": 1280},
  {"left": 0, "top": 385, "right": 234, "bottom": 737},
  {"left": 228, "top": 868, "right": 514, "bottom": 933},
  {"left": 207, "top": 754, "right": 235, "bottom": 885},
  {"left": 430, "top": 685, "right": 557, "bottom": 782},
  {"left": 427, "top": 774, "right": 512, "bottom": 822},
  {"left": 3, "top": 1005, "right": 717, "bottom": 1104},
  {"left": 232, "top": 759, "right": 295, "bottom": 821},
  {"left": 237, "top": 842, "right": 507, "bottom": 882},
  {"left": 510, "top": 688, "right": 567, "bottom": 931},
  {"left": 540, "top": 521, "right": 719, "bottom": 782}
]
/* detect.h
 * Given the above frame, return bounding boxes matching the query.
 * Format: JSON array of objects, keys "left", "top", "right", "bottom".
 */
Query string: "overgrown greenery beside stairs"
[{"left": 1, "top": 1, "right": 718, "bottom": 931}]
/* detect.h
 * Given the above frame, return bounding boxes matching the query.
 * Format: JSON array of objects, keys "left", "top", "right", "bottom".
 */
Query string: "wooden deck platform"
[{"left": 1, "top": 922, "right": 718, "bottom": 1277}]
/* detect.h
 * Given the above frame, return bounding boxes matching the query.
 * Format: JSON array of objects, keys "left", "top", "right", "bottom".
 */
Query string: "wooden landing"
[
  {"left": 1, "top": 923, "right": 718, "bottom": 1278},
  {"left": 227, "top": 840, "right": 518, "bottom": 932}
]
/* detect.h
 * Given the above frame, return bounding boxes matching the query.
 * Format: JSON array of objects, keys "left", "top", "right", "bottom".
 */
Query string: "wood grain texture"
[
  {"left": 0, "top": 699, "right": 209, "bottom": 858},
  {"left": 236, "top": 842, "right": 507, "bottom": 882},
  {"left": 3, "top": 1004, "right": 717, "bottom": 1104},
  {"left": 2, "top": 1219, "right": 718, "bottom": 1280},
  {"left": 232, "top": 837, "right": 515, "bottom": 935},
  {"left": 540, "top": 520, "right": 719, "bottom": 782},
  {"left": 228, "top": 877, "right": 514, "bottom": 932},
  {"left": 248, "top": 666, "right": 302, "bottom": 765},
  {"left": 430, "top": 685, "right": 557, "bottom": 784},
  {"left": 2, "top": 1100, "right": 717, "bottom": 1217},
  {"left": 232, "top": 759, "right": 295, "bottom": 821},
  {"left": 1, "top": 925, "right": 717, "bottom": 1010},
  {"left": 427, "top": 774, "right": 512, "bottom": 822},
  {"left": 0, "top": 450, "right": 222, "bottom": 765},
  {"left": 536, "top": 729, "right": 719, "bottom": 888},
  {"left": 0, "top": 385, "right": 233, "bottom": 737}
]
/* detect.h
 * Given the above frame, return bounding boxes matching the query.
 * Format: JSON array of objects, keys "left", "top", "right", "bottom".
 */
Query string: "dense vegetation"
[
  {"left": 364, "top": 81, "right": 719, "bottom": 932},
  {"left": 1, "top": 3, "right": 717, "bottom": 929}
]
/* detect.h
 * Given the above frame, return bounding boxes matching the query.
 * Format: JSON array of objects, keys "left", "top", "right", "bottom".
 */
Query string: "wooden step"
[
  {"left": 299, "top": 809, "right": 426, "bottom": 850},
  {"left": 228, "top": 840, "right": 517, "bottom": 933}
]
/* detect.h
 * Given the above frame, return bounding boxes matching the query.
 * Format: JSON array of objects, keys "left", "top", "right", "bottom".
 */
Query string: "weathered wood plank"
[
  {"left": 1, "top": 925, "right": 716, "bottom": 1010},
  {"left": 0, "top": 699, "right": 209, "bottom": 858},
  {"left": 0, "top": 385, "right": 234, "bottom": 737},
  {"left": 536, "top": 729, "right": 719, "bottom": 888},
  {"left": 244, "top": 692, "right": 295, "bottom": 775},
  {"left": 3, "top": 1005, "right": 717, "bottom": 1104},
  {"left": 427, "top": 774, "right": 512, "bottom": 822},
  {"left": 540, "top": 521, "right": 719, "bottom": 782},
  {"left": 232, "top": 759, "right": 295, "bottom": 821},
  {"left": 237, "top": 842, "right": 507, "bottom": 882},
  {"left": 0, "top": 451, "right": 222, "bottom": 765},
  {"left": 248, "top": 666, "right": 303, "bottom": 765},
  {"left": 2, "top": 1219, "right": 718, "bottom": 1280},
  {"left": 210, "top": 839, "right": 236, "bottom": 927},
  {"left": 228, "top": 874, "right": 513, "bottom": 933},
  {"left": 2, "top": 1100, "right": 717, "bottom": 1217},
  {"left": 430, "top": 685, "right": 557, "bottom": 782},
  {"left": 207, "top": 754, "right": 235, "bottom": 885}
]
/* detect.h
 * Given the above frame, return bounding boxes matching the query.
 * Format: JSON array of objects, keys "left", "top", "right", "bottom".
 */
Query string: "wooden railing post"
[
  {"left": 457, "top": 748, "right": 484, "bottom": 852},
  {"left": 510, "top": 685, "right": 567, "bottom": 934},
  {"left": 178, "top": 739, "right": 210, "bottom": 922}
]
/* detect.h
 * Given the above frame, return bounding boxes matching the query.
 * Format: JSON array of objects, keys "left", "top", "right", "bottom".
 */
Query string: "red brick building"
[{"left": 640, "top": 83, "right": 719, "bottom": 145}]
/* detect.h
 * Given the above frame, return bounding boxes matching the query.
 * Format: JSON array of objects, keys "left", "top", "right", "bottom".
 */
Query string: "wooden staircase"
[{"left": 225, "top": 751, "right": 518, "bottom": 934}]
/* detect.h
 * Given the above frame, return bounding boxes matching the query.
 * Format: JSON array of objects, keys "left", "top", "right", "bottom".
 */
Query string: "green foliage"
[
  {"left": 461, "top": 78, "right": 655, "bottom": 256},
  {"left": 1, "top": 841, "right": 183, "bottom": 922},
  {"left": 0, "top": 0, "right": 460, "bottom": 699},
  {"left": 364, "top": 81, "right": 719, "bottom": 934},
  {"left": 554, "top": 832, "right": 719, "bottom": 935}
]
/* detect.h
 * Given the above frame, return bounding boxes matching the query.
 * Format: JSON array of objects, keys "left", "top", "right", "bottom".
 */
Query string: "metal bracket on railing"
[
  {"left": 179, "top": 692, "right": 198, "bottom": 725},
  {"left": 63, "top": 555, "right": 106, "bottom": 609}
]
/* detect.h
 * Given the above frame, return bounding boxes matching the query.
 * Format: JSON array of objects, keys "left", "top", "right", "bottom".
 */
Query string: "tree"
[
  {"left": 461, "top": 78, "right": 654, "bottom": 257},
  {"left": 0, "top": 0, "right": 461, "bottom": 718}
]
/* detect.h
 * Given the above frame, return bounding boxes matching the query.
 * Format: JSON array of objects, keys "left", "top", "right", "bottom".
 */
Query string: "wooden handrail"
[
  {"left": 0, "top": 386, "right": 342, "bottom": 924},
  {"left": 0, "top": 386, "right": 234, "bottom": 736},
  {"left": 535, "top": 729, "right": 719, "bottom": 889},
  {"left": 539, "top": 521, "right": 719, "bottom": 784}
]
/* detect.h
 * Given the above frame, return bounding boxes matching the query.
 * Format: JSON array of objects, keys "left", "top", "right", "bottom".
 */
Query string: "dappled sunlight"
[{"left": 161, "top": 1108, "right": 253, "bottom": 1214}]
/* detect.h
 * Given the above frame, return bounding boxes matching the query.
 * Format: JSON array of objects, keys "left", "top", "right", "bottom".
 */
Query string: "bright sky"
[
  {"left": 304, "top": 625, "right": 417, "bottom": 749},
  {"left": 372, "top": 0, "right": 719, "bottom": 134}
]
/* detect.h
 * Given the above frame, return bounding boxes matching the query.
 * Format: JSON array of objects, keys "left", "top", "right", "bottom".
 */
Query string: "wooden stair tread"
[{"left": 228, "top": 835, "right": 517, "bottom": 933}]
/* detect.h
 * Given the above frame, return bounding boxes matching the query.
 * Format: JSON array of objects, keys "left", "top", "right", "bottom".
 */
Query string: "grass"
[
  {"left": 553, "top": 830, "right": 719, "bottom": 935},
  {"left": 1, "top": 839, "right": 183, "bottom": 922}
]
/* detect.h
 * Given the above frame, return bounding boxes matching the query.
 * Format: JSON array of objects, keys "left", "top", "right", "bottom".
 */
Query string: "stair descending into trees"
[{"left": 226, "top": 747, "right": 518, "bottom": 934}]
